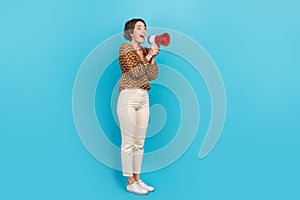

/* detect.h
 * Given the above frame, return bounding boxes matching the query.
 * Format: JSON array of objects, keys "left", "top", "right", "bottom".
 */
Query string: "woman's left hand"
[{"left": 146, "top": 44, "right": 160, "bottom": 61}]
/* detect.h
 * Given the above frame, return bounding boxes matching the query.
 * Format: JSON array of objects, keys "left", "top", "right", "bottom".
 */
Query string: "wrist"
[{"left": 146, "top": 54, "right": 152, "bottom": 62}]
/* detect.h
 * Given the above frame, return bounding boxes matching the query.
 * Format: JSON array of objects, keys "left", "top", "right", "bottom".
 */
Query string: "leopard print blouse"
[{"left": 118, "top": 43, "right": 158, "bottom": 91}]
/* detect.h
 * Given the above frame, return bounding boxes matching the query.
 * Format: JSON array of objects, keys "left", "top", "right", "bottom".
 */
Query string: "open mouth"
[{"left": 140, "top": 35, "right": 145, "bottom": 39}]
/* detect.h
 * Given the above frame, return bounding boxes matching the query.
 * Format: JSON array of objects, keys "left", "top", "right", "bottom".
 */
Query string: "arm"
[
  {"left": 144, "top": 44, "right": 159, "bottom": 80},
  {"left": 144, "top": 63, "right": 158, "bottom": 81}
]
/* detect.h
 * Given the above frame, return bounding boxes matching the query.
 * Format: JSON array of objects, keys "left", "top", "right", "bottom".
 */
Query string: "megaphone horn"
[{"left": 148, "top": 32, "right": 170, "bottom": 46}]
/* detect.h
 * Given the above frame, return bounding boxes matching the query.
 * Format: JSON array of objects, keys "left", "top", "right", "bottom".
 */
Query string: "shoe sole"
[{"left": 126, "top": 189, "right": 149, "bottom": 195}]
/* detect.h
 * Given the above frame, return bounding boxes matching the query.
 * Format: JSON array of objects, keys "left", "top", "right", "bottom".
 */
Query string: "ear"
[{"left": 129, "top": 33, "right": 133, "bottom": 41}]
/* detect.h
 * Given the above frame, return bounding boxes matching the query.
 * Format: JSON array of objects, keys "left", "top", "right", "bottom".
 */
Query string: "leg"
[
  {"left": 133, "top": 91, "right": 149, "bottom": 177},
  {"left": 131, "top": 91, "right": 155, "bottom": 192},
  {"left": 117, "top": 90, "right": 137, "bottom": 178}
]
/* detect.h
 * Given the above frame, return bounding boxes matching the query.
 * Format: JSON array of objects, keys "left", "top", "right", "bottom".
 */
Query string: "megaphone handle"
[{"left": 150, "top": 43, "right": 160, "bottom": 56}]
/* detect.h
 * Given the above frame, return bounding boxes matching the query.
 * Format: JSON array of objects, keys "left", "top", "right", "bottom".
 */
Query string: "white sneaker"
[
  {"left": 137, "top": 180, "right": 155, "bottom": 192},
  {"left": 126, "top": 181, "right": 148, "bottom": 195}
]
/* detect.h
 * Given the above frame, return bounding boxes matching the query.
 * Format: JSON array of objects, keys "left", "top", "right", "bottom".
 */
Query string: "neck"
[{"left": 131, "top": 40, "right": 141, "bottom": 50}]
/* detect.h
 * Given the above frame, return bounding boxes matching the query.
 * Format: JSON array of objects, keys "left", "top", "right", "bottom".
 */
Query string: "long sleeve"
[
  {"left": 118, "top": 43, "right": 159, "bottom": 91},
  {"left": 145, "top": 63, "right": 158, "bottom": 81},
  {"left": 119, "top": 45, "right": 147, "bottom": 79}
]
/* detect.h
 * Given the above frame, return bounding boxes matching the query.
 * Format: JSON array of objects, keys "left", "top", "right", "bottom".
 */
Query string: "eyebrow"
[{"left": 135, "top": 26, "right": 146, "bottom": 30}]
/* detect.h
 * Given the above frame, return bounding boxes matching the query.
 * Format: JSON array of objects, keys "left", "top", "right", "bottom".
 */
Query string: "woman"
[{"left": 117, "top": 18, "right": 160, "bottom": 195}]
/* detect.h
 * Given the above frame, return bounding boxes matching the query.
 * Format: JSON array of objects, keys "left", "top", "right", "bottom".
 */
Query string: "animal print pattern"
[{"left": 118, "top": 43, "right": 158, "bottom": 91}]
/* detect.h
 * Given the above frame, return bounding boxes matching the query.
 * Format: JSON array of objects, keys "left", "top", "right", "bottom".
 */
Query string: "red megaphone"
[{"left": 148, "top": 32, "right": 170, "bottom": 46}]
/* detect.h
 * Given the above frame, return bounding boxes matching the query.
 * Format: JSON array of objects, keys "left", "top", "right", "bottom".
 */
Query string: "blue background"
[{"left": 1, "top": 0, "right": 299, "bottom": 199}]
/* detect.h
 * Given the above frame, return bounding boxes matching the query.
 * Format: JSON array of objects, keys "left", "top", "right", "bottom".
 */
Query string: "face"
[{"left": 130, "top": 21, "right": 147, "bottom": 44}]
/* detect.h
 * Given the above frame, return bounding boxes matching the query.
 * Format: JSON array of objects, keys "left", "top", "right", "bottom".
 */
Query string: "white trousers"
[{"left": 117, "top": 89, "right": 149, "bottom": 177}]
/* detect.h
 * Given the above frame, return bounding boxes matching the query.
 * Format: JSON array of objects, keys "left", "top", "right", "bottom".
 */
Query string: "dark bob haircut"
[{"left": 123, "top": 18, "right": 147, "bottom": 41}]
